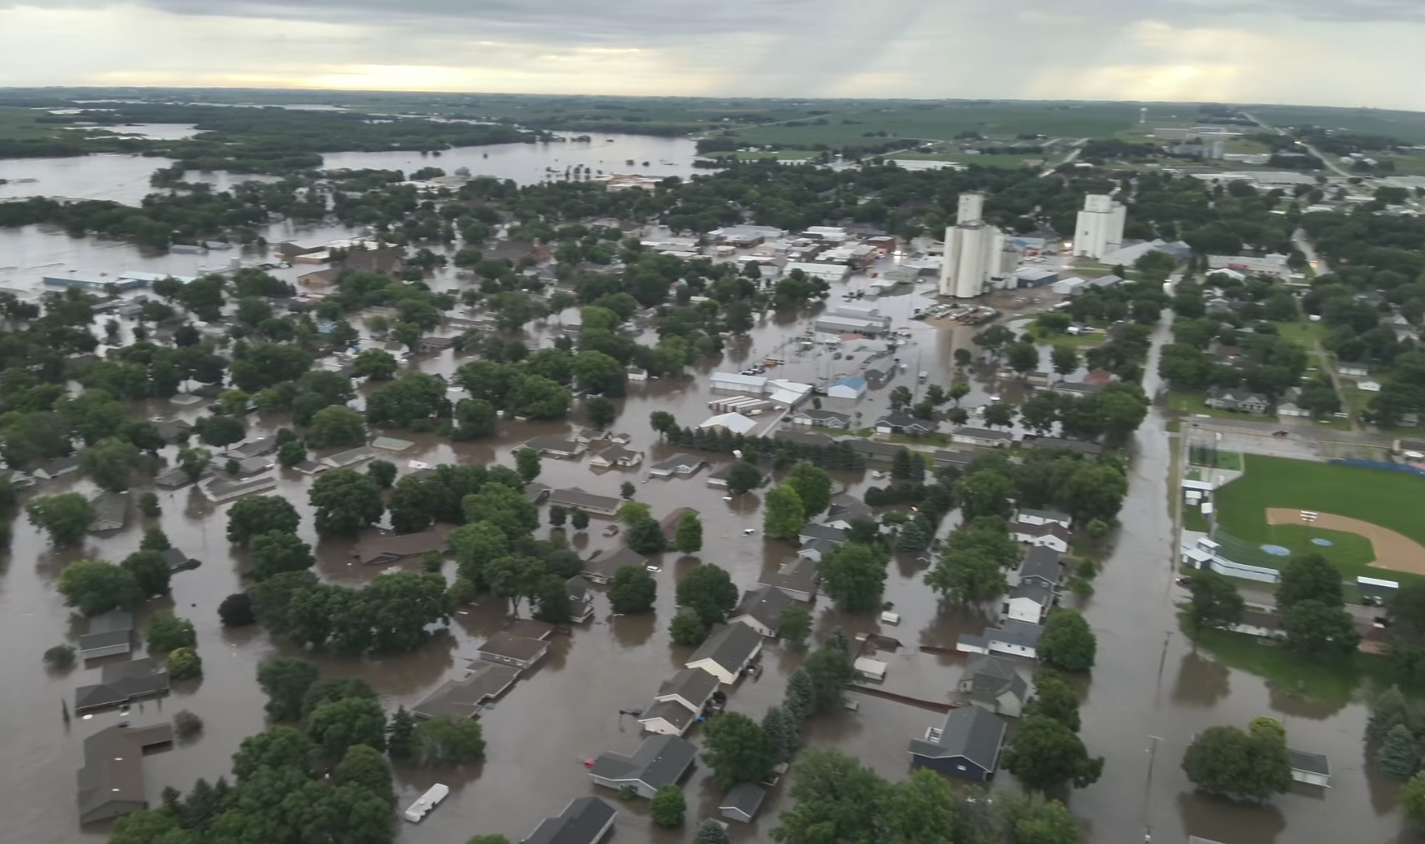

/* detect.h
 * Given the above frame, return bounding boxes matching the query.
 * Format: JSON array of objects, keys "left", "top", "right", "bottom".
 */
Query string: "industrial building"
[
  {"left": 939, "top": 193, "right": 1009, "bottom": 299},
  {"left": 1072, "top": 194, "right": 1127, "bottom": 260}
]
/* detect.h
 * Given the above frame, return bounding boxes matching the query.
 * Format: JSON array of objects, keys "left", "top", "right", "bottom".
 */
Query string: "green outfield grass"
[{"left": 1213, "top": 455, "right": 1425, "bottom": 582}]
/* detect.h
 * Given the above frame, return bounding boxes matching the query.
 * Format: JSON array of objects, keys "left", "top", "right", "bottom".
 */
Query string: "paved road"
[
  {"left": 1183, "top": 415, "right": 1392, "bottom": 458},
  {"left": 1245, "top": 111, "right": 1356, "bottom": 179}
]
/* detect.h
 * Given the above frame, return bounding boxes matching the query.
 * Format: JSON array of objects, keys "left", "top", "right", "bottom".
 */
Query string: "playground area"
[{"left": 1212, "top": 455, "right": 1425, "bottom": 581}]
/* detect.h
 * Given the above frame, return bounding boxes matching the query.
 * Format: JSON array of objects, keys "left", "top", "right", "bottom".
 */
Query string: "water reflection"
[
  {"left": 1172, "top": 651, "right": 1231, "bottom": 708},
  {"left": 1176, "top": 791, "right": 1288, "bottom": 844}
]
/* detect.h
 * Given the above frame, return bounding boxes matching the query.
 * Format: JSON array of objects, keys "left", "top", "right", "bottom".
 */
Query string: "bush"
[
  {"left": 43, "top": 644, "right": 76, "bottom": 669},
  {"left": 650, "top": 784, "right": 686, "bottom": 828},
  {"left": 173, "top": 710, "right": 204, "bottom": 738},
  {"left": 166, "top": 647, "right": 203, "bottom": 680},
  {"left": 138, "top": 492, "right": 161, "bottom": 517},
  {"left": 218, "top": 592, "right": 256, "bottom": 626}
]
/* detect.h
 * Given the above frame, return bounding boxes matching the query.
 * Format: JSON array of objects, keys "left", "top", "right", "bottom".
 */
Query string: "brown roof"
[
  {"left": 337, "top": 247, "right": 403, "bottom": 275},
  {"left": 77, "top": 724, "right": 173, "bottom": 823},
  {"left": 478, "top": 633, "right": 550, "bottom": 663},
  {"left": 412, "top": 663, "right": 520, "bottom": 719},
  {"left": 352, "top": 525, "right": 453, "bottom": 565}
]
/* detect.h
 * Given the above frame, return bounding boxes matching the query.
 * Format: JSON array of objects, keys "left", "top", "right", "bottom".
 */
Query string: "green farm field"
[
  {"left": 1249, "top": 105, "right": 1425, "bottom": 145},
  {"left": 730, "top": 102, "right": 1145, "bottom": 146},
  {"left": 1213, "top": 455, "right": 1425, "bottom": 581}
]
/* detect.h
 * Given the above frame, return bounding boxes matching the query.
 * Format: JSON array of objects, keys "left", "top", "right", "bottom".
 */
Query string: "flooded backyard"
[{"left": 0, "top": 148, "right": 1414, "bottom": 844}]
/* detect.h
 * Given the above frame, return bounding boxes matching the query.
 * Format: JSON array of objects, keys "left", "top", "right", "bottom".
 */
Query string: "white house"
[
  {"left": 952, "top": 427, "right": 1013, "bottom": 448},
  {"left": 1012, "top": 521, "right": 1071, "bottom": 553},
  {"left": 637, "top": 668, "right": 720, "bottom": 736},
  {"left": 729, "top": 586, "right": 793, "bottom": 638},
  {"left": 1001, "top": 582, "right": 1054, "bottom": 623},
  {"left": 1014, "top": 508, "right": 1071, "bottom": 529},
  {"left": 956, "top": 620, "right": 1044, "bottom": 659},
  {"left": 685, "top": 623, "right": 763, "bottom": 684}
]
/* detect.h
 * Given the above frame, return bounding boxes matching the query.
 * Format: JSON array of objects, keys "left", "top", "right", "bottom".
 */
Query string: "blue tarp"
[{"left": 1329, "top": 459, "right": 1425, "bottom": 478}]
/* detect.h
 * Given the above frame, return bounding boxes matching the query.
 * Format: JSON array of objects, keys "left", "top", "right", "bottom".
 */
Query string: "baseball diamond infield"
[{"left": 1266, "top": 509, "right": 1425, "bottom": 576}]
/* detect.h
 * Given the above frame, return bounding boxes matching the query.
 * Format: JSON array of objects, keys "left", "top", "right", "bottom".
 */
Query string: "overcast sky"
[{"left": 0, "top": 0, "right": 1420, "bottom": 108}]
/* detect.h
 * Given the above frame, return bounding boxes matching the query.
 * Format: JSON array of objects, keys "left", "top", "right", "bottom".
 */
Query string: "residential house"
[
  {"left": 789, "top": 409, "right": 852, "bottom": 429},
  {"left": 477, "top": 631, "right": 551, "bottom": 672},
  {"left": 626, "top": 366, "right": 649, "bottom": 383},
  {"left": 1275, "top": 387, "right": 1311, "bottom": 418},
  {"left": 957, "top": 655, "right": 1028, "bottom": 717},
  {"left": 1048, "top": 381, "right": 1104, "bottom": 398},
  {"left": 418, "top": 336, "right": 456, "bottom": 353},
  {"left": 759, "top": 557, "right": 821, "bottom": 602},
  {"left": 226, "top": 437, "right": 278, "bottom": 460},
  {"left": 1015, "top": 508, "right": 1072, "bottom": 529},
  {"left": 798, "top": 522, "right": 847, "bottom": 546},
  {"left": 649, "top": 454, "right": 706, "bottom": 478},
  {"left": 828, "top": 376, "right": 868, "bottom": 400},
  {"left": 588, "top": 735, "right": 698, "bottom": 798},
  {"left": 352, "top": 526, "right": 452, "bottom": 566},
  {"left": 201, "top": 475, "right": 277, "bottom": 503},
  {"left": 88, "top": 491, "right": 129, "bottom": 533},
  {"left": 719, "top": 783, "right": 767, "bottom": 823},
  {"left": 574, "top": 428, "right": 610, "bottom": 445},
  {"left": 582, "top": 547, "right": 647, "bottom": 584},
  {"left": 74, "top": 658, "right": 171, "bottom": 713},
  {"left": 588, "top": 445, "right": 644, "bottom": 469},
  {"left": 685, "top": 623, "right": 763, "bottom": 684},
  {"left": 875, "top": 413, "right": 937, "bottom": 436},
  {"left": 565, "top": 576, "right": 596, "bottom": 623},
  {"left": 521, "top": 436, "right": 587, "bottom": 459},
  {"left": 152, "top": 419, "right": 193, "bottom": 443},
  {"left": 952, "top": 427, "right": 1014, "bottom": 448},
  {"left": 775, "top": 430, "right": 835, "bottom": 449},
  {"left": 1288, "top": 749, "right": 1332, "bottom": 788},
  {"left": 824, "top": 494, "right": 874, "bottom": 528},
  {"left": 1339, "top": 364, "right": 1370, "bottom": 379},
  {"left": 78, "top": 610, "right": 135, "bottom": 660},
  {"left": 908, "top": 706, "right": 1007, "bottom": 782},
  {"left": 33, "top": 455, "right": 79, "bottom": 480},
  {"left": 637, "top": 668, "right": 720, "bottom": 736},
  {"left": 845, "top": 438, "right": 904, "bottom": 463},
  {"left": 730, "top": 586, "right": 794, "bottom": 638},
  {"left": 798, "top": 536, "right": 840, "bottom": 563},
  {"left": 550, "top": 488, "right": 622, "bottom": 516},
  {"left": 77, "top": 724, "right": 174, "bottom": 823},
  {"left": 1016, "top": 546, "right": 1065, "bottom": 590},
  {"left": 525, "top": 482, "right": 552, "bottom": 504},
  {"left": 932, "top": 449, "right": 976, "bottom": 471},
  {"left": 153, "top": 466, "right": 194, "bottom": 490},
  {"left": 863, "top": 367, "right": 888, "bottom": 384},
  {"left": 1002, "top": 581, "right": 1055, "bottom": 623},
  {"left": 411, "top": 662, "right": 521, "bottom": 720},
  {"left": 1011, "top": 521, "right": 1072, "bottom": 553},
  {"left": 1206, "top": 388, "right": 1269, "bottom": 414},
  {"left": 956, "top": 619, "right": 1046, "bottom": 659},
  {"left": 520, "top": 796, "right": 617, "bottom": 844}
]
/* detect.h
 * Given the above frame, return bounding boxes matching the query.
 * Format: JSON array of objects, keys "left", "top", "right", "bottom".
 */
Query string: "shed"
[
  {"left": 719, "top": 783, "right": 767, "bottom": 823},
  {"left": 854, "top": 657, "right": 888, "bottom": 681},
  {"left": 1288, "top": 748, "right": 1332, "bottom": 787},
  {"left": 828, "top": 376, "right": 868, "bottom": 400}
]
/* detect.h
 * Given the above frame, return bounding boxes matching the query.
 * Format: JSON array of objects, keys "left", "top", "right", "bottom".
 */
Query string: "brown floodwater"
[{"left": 0, "top": 155, "right": 1410, "bottom": 844}]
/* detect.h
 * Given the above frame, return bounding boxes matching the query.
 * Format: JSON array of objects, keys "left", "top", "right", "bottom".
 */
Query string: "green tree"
[
  {"left": 145, "top": 611, "right": 197, "bottom": 653},
  {"left": 786, "top": 463, "right": 833, "bottom": 518},
  {"left": 249, "top": 531, "right": 316, "bottom": 581},
  {"left": 650, "top": 410, "right": 677, "bottom": 439},
  {"left": 1006, "top": 341, "right": 1039, "bottom": 377},
  {"left": 301, "top": 677, "right": 378, "bottom": 720},
  {"left": 1038, "top": 610, "right": 1097, "bottom": 672},
  {"left": 305, "top": 405, "right": 367, "bottom": 450},
  {"left": 675, "top": 564, "right": 739, "bottom": 626},
  {"left": 669, "top": 608, "right": 708, "bottom": 645},
  {"left": 352, "top": 348, "right": 399, "bottom": 381},
  {"left": 449, "top": 521, "right": 509, "bottom": 589},
  {"left": 820, "top": 542, "right": 888, "bottom": 611},
  {"left": 926, "top": 547, "right": 1007, "bottom": 604},
  {"left": 227, "top": 495, "right": 300, "bottom": 546},
  {"left": 307, "top": 697, "right": 388, "bottom": 758},
  {"left": 1183, "top": 568, "right": 1245, "bottom": 642},
  {"left": 232, "top": 724, "right": 317, "bottom": 780},
  {"left": 1276, "top": 552, "right": 1344, "bottom": 611},
  {"left": 1368, "top": 686, "right": 1413, "bottom": 745},
  {"left": 176, "top": 446, "right": 212, "bottom": 483},
  {"left": 784, "top": 668, "right": 815, "bottom": 724},
  {"left": 695, "top": 820, "right": 730, "bottom": 844},
  {"left": 999, "top": 793, "right": 1082, "bottom": 844},
  {"left": 58, "top": 559, "right": 142, "bottom": 615},
  {"left": 763, "top": 485, "right": 806, "bottom": 540},
  {"left": 1404, "top": 771, "right": 1425, "bottom": 827},
  {"left": 1023, "top": 670, "right": 1081, "bottom": 732},
  {"left": 1376, "top": 723, "right": 1421, "bottom": 780},
  {"left": 462, "top": 482, "right": 539, "bottom": 539},
  {"left": 571, "top": 509, "right": 590, "bottom": 531},
  {"left": 881, "top": 768, "right": 960, "bottom": 844},
  {"left": 218, "top": 593, "right": 255, "bottom": 627},
  {"left": 1001, "top": 715, "right": 1103, "bottom": 792},
  {"left": 762, "top": 705, "right": 800, "bottom": 764},
  {"left": 650, "top": 784, "right": 686, "bottom": 828},
  {"left": 586, "top": 395, "right": 617, "bottom": 429},
  {"left": 387, "top": 706, "right": 417, "bottom": 760},
  {"left": 1050, "top": 345, "right": 1079, "bottom": 378},
  {"left": 802, "top": 635, "right": 857, "bottom": 713},
  {"left": 452, "top": 398, "right": 499, "bottom": 440},
  {"left": 1181, "top": 723, "right": 1292, "bottom": 801},
  {"left": 257, "top": 656, "right": 321, "bottom": 722},
  {"left": 702, "top": 712, "right": 775, "bottom": 788},
  {"left": 778, "top": 604, "right": 812, "bottom": 649},
  {"left": 609, "top": 565, "right": 657, "bottom": 614},
  {"left": 367, "top": 459, "right": 397, "bottom": 489},
  {"left": 620, "top": 482, "right": 638, "bottom": 502},
  {"left": 333, "top": 744, "right": 396, "bottom": 808},
  {"left": 1280, "top": 598, "right": 1361, "bottom": 658},
  {"left": 121, "top": 549, "right": 173, "bottom": 596},
  {"left": 727, "top": 461, "right": 763, "bottom": 495},
  {"left": 515, "top": 448, "right": 542, "bottom": 483},
  {"left": 413, "top": 715, "right": 486, "bottom": 765},
  {"left": 78, "top": 437, "right": 139, "bottom": 491},
  {"left": 673, "top": 511, "right": 703, "bottom": 554},
  {"left": 26, "top": 492, "right": 95, "bottom": 546},
  {"left": 44, "top": 643, "right": 77, "bottom": 669},
  {"left": 310, "top": 469, "right": 385, "bottom": 536},
  {"left": 771, "top": 749, "right": 885, "bottom": 844},
  {"left": 954, "top": 470, "right": 1014, "bottom": 520},
  {"left": 165, "top": 646, "right": 202, "bottom": 680}
]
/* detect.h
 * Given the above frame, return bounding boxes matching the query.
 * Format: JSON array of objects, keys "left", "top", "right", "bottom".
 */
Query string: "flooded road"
[{"left": 0, "top": 149, "right": 1411, "bottom": 844}]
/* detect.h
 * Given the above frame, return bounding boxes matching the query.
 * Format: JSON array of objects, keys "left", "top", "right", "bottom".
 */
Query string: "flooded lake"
[{"left": 0, "top": 143, "right": 1409, "bottom": 844}]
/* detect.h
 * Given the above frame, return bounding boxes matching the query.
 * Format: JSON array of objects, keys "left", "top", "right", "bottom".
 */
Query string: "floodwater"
[{"left": 0, "top": 148, "right": 1412, "bottom": 844}]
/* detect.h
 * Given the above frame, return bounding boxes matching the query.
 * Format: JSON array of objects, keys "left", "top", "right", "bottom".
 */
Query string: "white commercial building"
[
  {"left": 939, "top": 193, "right": 1007, "bottom": 299},
  {"left": 1073, "top": 194, "right": 1127, "bottom": 260}
]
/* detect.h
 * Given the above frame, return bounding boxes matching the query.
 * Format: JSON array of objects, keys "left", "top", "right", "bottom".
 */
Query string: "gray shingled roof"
[
  {"left": 656, "top": 668, "right": 720, "bottom": 707},
  {"left": 638, "top": 699, "right": 698, "bottom": 733},
  {"left": 77, "top": 723, "right": 173, "bottom": 823},
  {"left": 909, "top": 706, "right": 1006, "bottom": 769},
  {"left": 732, "top": 585, "right": 793, "bottom": 631},
  {"left": 1018, "top": 546, "right": 1063, "bottom": 585},
  {"left": 687, "top": 623, "right": 762, "bottom": 675},
  {"left": 989, "top": 619, "right": 1046, "bottom": 649},
  {"left": 411, "top": 663, "right": 520, "bottom": 720},
  {"left": 720, "top": 782, "right": 767, "bottom": 818},
  {"left": 1009, "top": 581, "right": 1054, "bottom": 607},
  {"left": 589, "top": 735, "right": 697, "bottom": 788},
  {"left": 1288, "top": 748, "right": 1331, "bottom": 776},
  {"left": 962, "top": 656, "right": 1028, "bottom": 707},
  {"left": 522, "top": 796, "right": 617, "bottom": 844}
]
